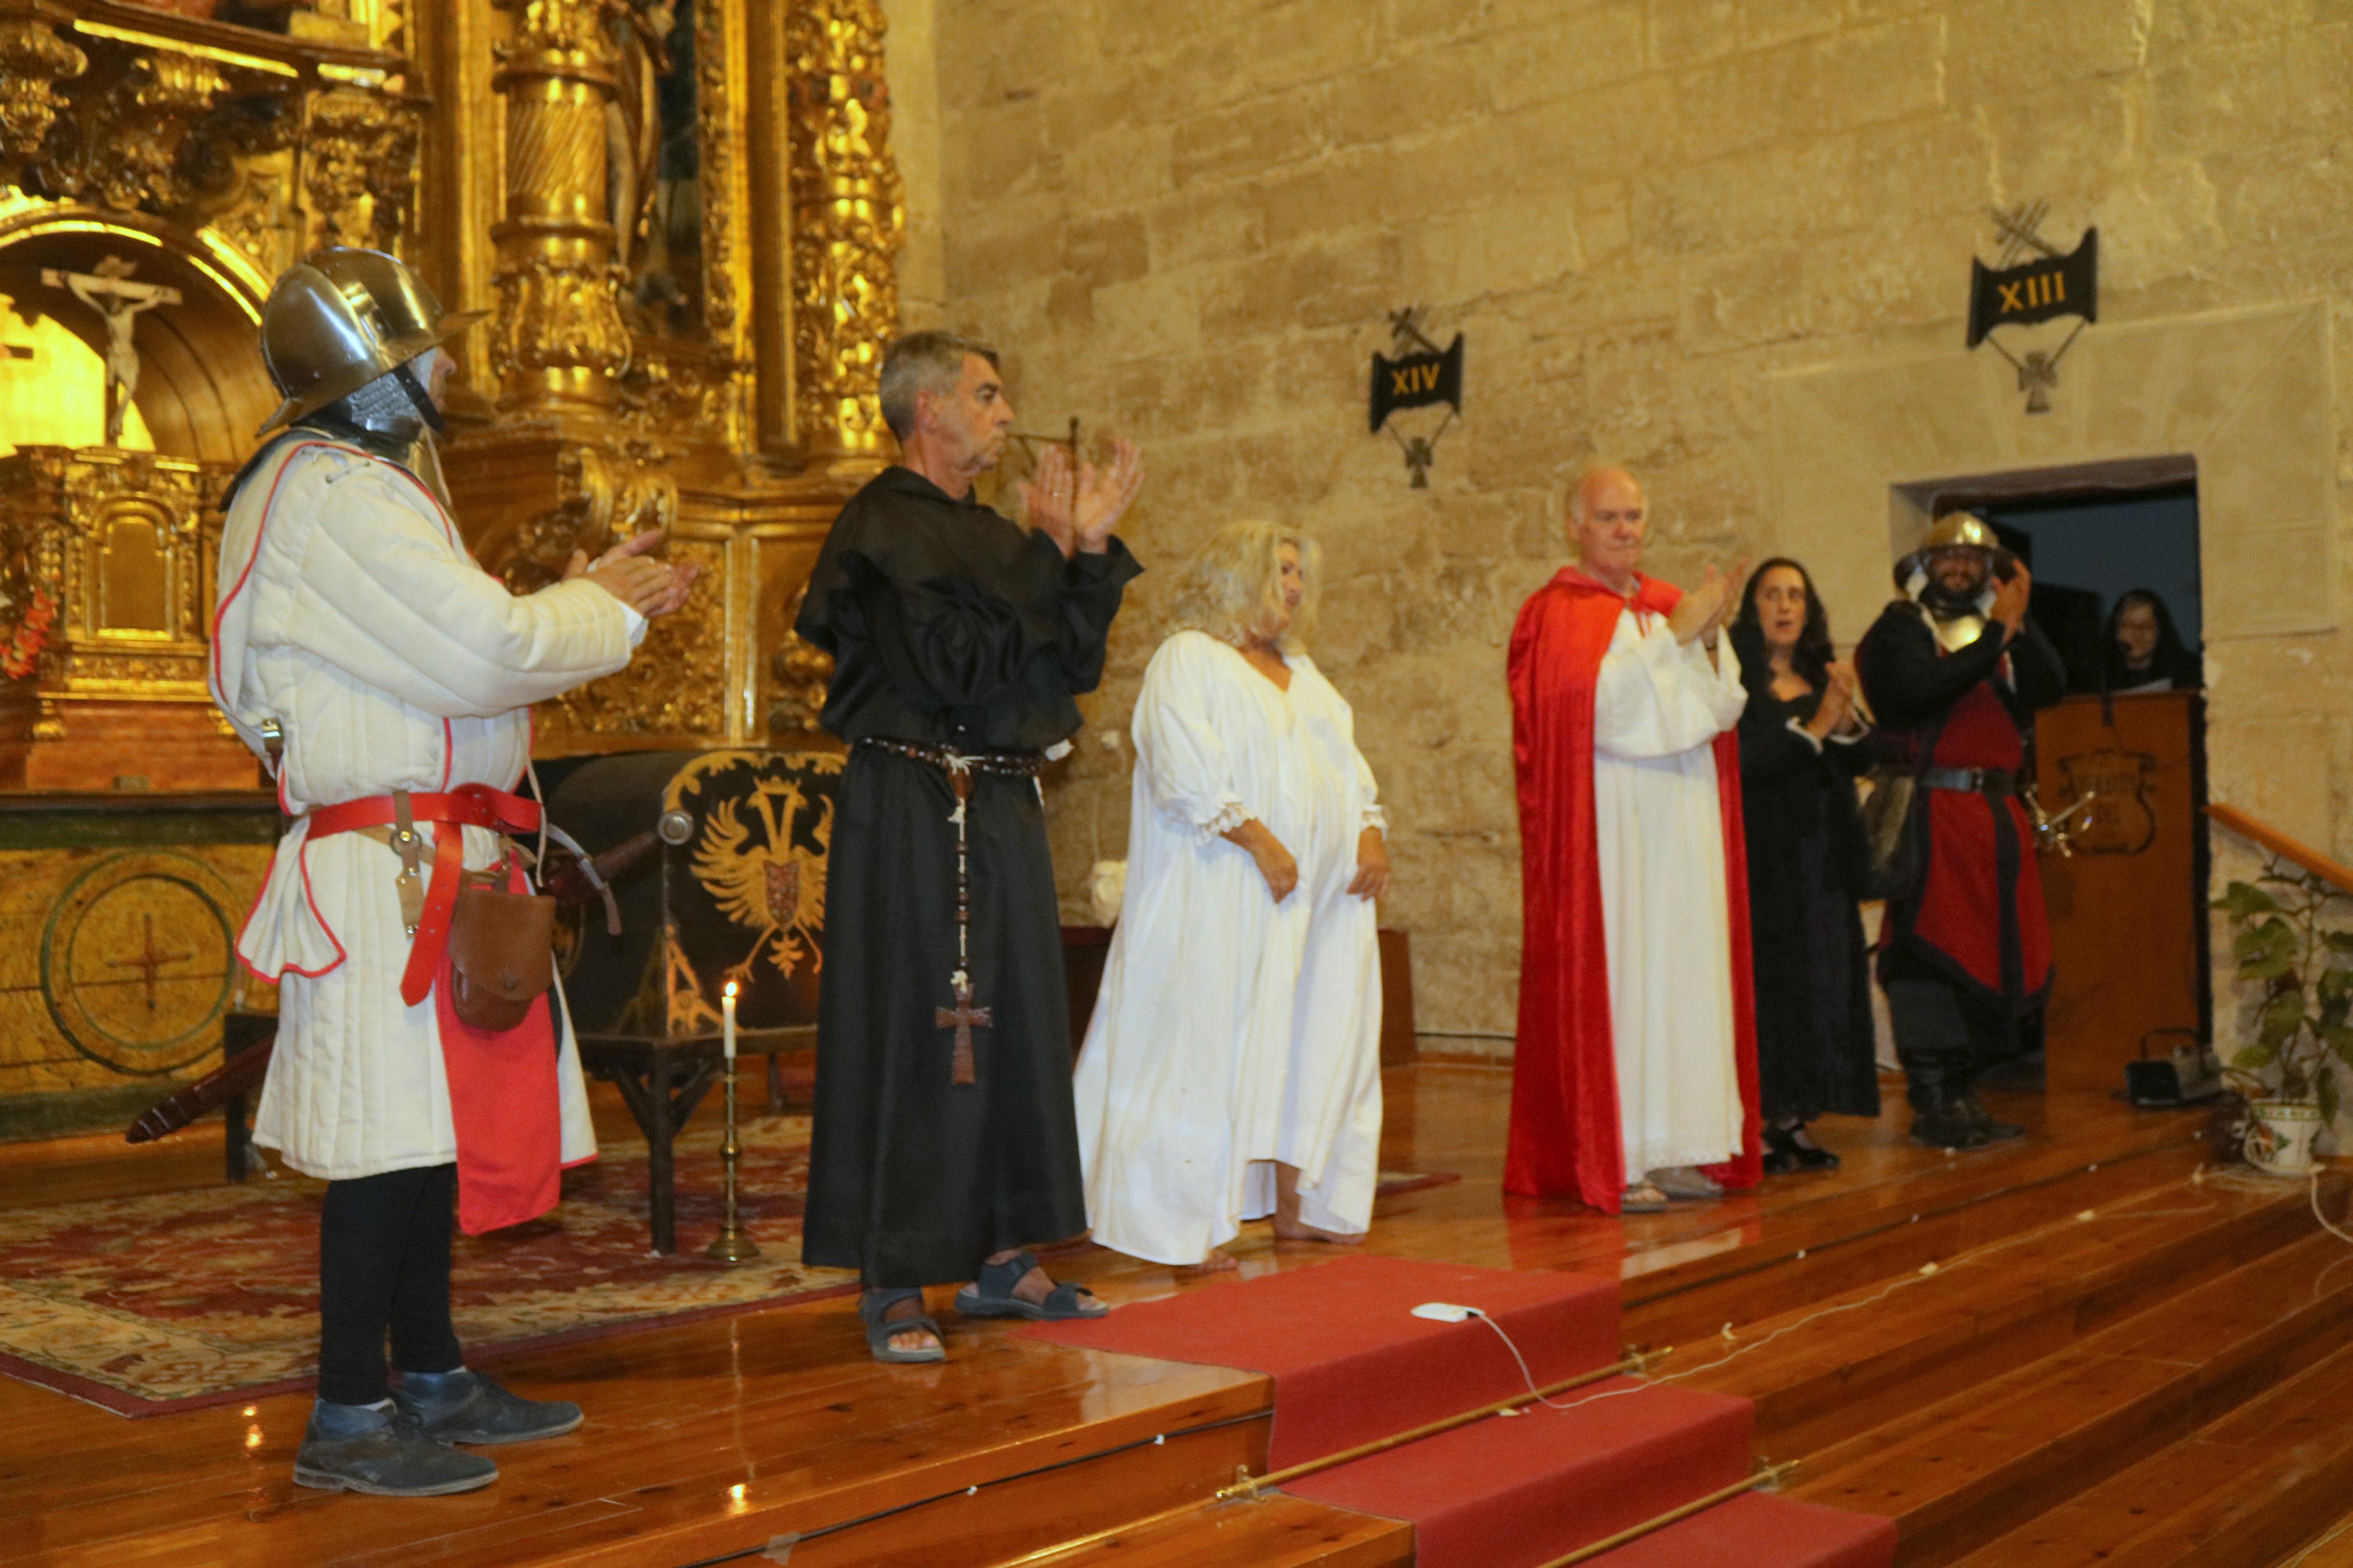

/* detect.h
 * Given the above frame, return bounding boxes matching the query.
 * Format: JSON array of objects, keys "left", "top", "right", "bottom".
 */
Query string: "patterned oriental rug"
[
  {"left": 0, "top": 1117, "right": 1463, "bottom": 1420},
  {"left": 0, "top": 1116, "right": 856, "bottom": 1417}
]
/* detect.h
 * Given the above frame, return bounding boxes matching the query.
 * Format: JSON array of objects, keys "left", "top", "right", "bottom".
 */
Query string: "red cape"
[{"left": 1504, "top": 567, "right": 1763, "bottom": 1213}]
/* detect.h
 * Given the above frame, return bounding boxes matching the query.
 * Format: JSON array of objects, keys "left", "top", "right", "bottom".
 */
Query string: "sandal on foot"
[
  {"left": 1621, "top": 1183, "right": 1670, "bottom": 1214},
  {"left": 954, "top": 1250, "right": 1109, "bottom": 1322},
  {"left": 858, "top": 1288, "right": 945, "bottom": 1363}
]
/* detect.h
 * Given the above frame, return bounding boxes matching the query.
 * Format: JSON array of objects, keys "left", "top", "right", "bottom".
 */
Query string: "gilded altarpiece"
[{"left": 0, "top": 0, "right": 908, "bottom": 1136}]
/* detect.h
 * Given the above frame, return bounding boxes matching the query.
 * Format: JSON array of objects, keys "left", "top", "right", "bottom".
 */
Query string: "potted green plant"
[{"left": 2214, "top": 861, "right": 2353, "bottom": 1176}]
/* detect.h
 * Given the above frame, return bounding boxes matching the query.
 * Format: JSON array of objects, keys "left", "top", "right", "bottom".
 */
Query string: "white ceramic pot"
[{"left": 2244, "top": 1100, "right": 2323, "bottom": 1178}]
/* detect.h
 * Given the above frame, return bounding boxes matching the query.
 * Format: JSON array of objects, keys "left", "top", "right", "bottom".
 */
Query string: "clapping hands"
[
  {"left": 567, "top": 529, "right": 699, "bottom": 618},
  {"left": 1666, "top": 558, "right": 1747, "bottom": 646},
  {"left": 1989, "top": 561, "right": 2032, "bottom": 642},
  {"left": 1808, "top": 660, "right": 1863, "bottom": 739},
  {"left": 1021, "top": 438, "right": 1145, "bottom": 557}
]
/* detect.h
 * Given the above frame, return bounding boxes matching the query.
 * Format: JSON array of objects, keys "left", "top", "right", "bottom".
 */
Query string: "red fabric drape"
[
  {"left": 1506, "top": 568, "right": 1762, "bottom": 1212},
  {"left": 435, "top": 858, "right": 572, "bottom": 1236}
]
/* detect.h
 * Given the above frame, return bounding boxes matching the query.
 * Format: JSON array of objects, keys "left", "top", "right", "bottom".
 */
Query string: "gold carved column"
[
  {"left": 489, "top": 0, "right": 630, "bottom": 410},
  {"left": 785, "top": 0, "right": 903, "bottom": 462}
]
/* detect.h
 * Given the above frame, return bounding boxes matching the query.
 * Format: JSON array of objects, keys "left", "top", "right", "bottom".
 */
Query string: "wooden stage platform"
[{"left": 5, "top": 1062, "right": 2352, "bottom": 1567}]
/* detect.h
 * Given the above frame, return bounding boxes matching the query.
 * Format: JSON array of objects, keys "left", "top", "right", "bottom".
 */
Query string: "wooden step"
[
  {"left": 1587, "top": 1491, "right": 1896, "bottom": 1567},
  {"left": 1669, "top": 1171, "right": 2324, "bottom": 1458},
  {"left": 2271, "top": 1506, "right": 2353, "bottom": 1567},
  {"left": 8, "top": 1329, "right": 1273, "bottom": 1568},
  {"left": 1791, "top": 1226, "right": 2353, "bottom": 1566},
  {"left": 1623, "top": 1119, "right": 2226, "bottom": 1350},
  {"left": 1948, "top": 1335, "right": 2353, "bottom": 1567},
  {"left": 1000, "top": 1495, "right": 1410, "bottom": 1568}
]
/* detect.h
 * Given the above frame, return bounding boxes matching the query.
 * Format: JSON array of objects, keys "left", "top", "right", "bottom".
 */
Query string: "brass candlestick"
[{"left": 707, "top": 984, "right": 761, "bottom": 1264}]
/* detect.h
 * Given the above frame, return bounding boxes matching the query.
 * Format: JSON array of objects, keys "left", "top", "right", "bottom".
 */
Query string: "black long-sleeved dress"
[
  {"left": 794, "top": 466, "right": 1141, "bottom": 1286},
  {"left": 1738, "top": 686, "right": 1882, "bottom": 1124}
]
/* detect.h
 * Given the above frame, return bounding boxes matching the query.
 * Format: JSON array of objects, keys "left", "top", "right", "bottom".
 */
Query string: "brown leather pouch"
[{"left": 446, "top": 878, "right": 556, "bottom": 1034}]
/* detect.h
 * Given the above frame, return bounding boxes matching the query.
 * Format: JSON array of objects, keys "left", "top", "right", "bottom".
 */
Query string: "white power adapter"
[{"left": 1410, "top": 1302, "right": 1482, "bottom": 1323}]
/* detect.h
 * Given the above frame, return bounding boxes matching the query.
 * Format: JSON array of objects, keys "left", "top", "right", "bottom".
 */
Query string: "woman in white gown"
[{"left": 1073, "top": 521, "right": 1390, "bottom": 1271}]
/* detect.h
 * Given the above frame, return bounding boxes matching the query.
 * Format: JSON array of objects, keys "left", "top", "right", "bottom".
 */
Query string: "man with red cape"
[{"left": 1506, "top": 467, "right": 1764, "bottom": 1214}]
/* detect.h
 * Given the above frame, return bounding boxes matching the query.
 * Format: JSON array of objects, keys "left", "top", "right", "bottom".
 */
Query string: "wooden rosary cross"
[{"left": 936, "top": 971, "right": 991, "bottom": 1086}]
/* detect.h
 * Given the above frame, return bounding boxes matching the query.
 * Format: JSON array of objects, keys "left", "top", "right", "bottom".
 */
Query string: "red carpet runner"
[{"left": 1030, "top": 1256, "right": 1894, "bottom": 1568}]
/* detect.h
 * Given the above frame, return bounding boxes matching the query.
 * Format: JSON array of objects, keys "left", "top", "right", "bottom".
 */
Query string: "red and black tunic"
[{"left": 1854, "top": 603, "right": 2067, "bottom": 1014}]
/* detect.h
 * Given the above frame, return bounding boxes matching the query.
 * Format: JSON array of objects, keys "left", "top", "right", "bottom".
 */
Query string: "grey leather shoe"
[
  {"left": 292, "top": 1398, "right": 498, "bottom": 1496},
  {"left": 394, "top": 1368, "right": 583, "bottom": 1446}
]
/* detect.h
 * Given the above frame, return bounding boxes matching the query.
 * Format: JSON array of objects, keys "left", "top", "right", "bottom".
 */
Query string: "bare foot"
[
  {"left": 1271, "top": 1217, "right": 1367, "bottom": 1245},
  {"left": 879, "top": 1292, "right": 940, "bottom": 1357},
  {"left": 1180, "top": 1247, "right": 1241, "bottom": 1275}
]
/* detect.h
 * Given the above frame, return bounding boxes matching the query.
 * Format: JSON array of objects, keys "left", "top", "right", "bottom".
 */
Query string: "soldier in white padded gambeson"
[{"left": 210, "top": 248, "right": 694, "bottom": 1497}]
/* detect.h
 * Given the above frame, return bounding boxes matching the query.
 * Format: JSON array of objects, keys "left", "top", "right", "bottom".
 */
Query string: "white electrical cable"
[{"left": 1465, "top": 1311, "right": 1588, "bottom": 1411}]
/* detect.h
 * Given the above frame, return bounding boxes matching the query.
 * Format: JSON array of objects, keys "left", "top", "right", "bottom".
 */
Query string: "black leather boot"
[
  {"left": 1951, "top": 1088, "right": 2027, "bottom": 1143},
  {"left": 293, "top": 1398, "right": 498, "bottom": 1496},
  {"left": 393, "top": 1368, "right": 583, "bottom": 1446},
  {"left": 1902, "top": 1057, "right": 1990, "bottom": 1151}
]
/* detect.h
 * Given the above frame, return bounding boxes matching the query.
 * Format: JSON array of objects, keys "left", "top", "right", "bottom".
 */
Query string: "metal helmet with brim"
[
  {"left": 1893, "top": 510, "right": 2002, "bottom": 592},
  {"left": 254, "top": 248, "right": 485, "bottom": 438}
]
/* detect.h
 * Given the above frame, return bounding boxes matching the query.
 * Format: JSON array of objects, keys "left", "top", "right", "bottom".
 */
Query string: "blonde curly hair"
[{"left": 1169, "top": 520, "right": 1319, "bottom": 653}]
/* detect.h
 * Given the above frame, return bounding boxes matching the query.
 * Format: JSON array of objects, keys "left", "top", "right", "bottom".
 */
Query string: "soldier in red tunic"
[{"left": 1855, "top": 514, "right": 2065, "bottom": 1150}]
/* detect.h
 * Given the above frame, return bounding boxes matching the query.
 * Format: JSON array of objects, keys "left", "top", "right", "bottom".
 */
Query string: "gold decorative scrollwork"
[
  {"left": 490, "top": 254, "right": 633, "bottom": 382},
  {"left": 35, "top": 50, "right": 229, "bottom": 214},
  {"left": 0, "top": 446, "right": 228, "bottom": 724},
  {"left": 304, "top": 86, "right": 420, "bottom": 248},
  {"left": 0, "top": 10, "right": 87, "bottom": 172},
  {"left": 767, "top": 579, "right": 832, "bottom": 737},
  {"left": 617, "top": 335, "right": 740, "bottom": 435},
  {"left": 545, "top": 534, "right": 725, "bottom": 737},
  {"left": 502, "top": 437, "right": 678, "bottom": 592},
  {"left": 694, "top": 0, "right": 736, "bottom": 339},
  {"left": 785, "top": 0, "right": 904, "bottom": 457},
  {"left": 491, "top": 0, "right": 632, "bottom": 405}
]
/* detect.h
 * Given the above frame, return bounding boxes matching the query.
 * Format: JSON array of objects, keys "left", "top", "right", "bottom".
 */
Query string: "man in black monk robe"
[{"left": 797, "top": 330, "right": 1144, "bottom": 1361}]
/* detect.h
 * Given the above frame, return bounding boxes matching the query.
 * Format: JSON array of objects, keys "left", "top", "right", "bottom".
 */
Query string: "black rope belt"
[
  {"left": 853, "top": 737, "right": 1046, "bottom": 1085},
  {"left": 855, "top": 737, "right": 1048, "bottom": 781}
]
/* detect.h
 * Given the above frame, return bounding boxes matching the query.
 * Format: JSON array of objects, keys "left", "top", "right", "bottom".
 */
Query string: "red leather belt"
[{"left": 306, "top": 784, "right": 542, "bottom": 1008}]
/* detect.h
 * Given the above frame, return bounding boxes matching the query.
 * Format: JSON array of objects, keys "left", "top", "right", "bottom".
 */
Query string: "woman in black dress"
[{"left": 1731, "top": 559, "right": 1881, "bottom": 1173}]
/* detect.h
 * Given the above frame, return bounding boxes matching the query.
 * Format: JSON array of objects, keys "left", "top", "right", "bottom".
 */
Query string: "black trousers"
[
  {"left": 1883, "top": 974, "right": 2025, "bottom": 1111},
  {"left": 317, "top": 1163, "right": 464, "bottom": 1406}
]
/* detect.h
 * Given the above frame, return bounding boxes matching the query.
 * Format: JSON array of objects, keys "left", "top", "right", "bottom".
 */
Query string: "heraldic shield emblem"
[
  {"left": 2053, "top": 746, "right": 2158, "bottom": 855},
  {"left": 547, "top": 749, "right": 841, "bottom": 1043}
]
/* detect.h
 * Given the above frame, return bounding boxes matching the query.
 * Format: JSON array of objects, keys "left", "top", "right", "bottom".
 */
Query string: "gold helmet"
[
  {"left": 1894, "top": 510, "right": 2001, "bottom": 590},
  {"left": 254, "top": 248, "right": 485, "bottom": 437}
]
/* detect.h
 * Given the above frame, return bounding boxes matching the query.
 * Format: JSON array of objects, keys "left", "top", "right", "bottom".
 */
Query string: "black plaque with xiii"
[{"left": 1967, "top": 204, "right": 2099, "bottom": 414}]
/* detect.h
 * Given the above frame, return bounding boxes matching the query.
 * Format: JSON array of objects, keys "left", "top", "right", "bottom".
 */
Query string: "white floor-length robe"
[
  {"left": 210, "top": 436, "right": 641, "bottom": 1182},
  {"left": 1073, "top": 630, "right": 1385, "bottom": 1265},
  {"left": 1592, "top": 610, "right": 1749, "bottom": 1182}
]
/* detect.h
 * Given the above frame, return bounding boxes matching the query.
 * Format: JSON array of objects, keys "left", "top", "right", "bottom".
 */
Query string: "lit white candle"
[{"left": 722, "top": 980, "right": 739, "bottom": 1062}]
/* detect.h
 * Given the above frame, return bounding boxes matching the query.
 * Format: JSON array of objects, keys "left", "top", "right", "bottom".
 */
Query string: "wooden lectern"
[{"left": 2032, "top": 691, "right": 2209, "bottom": 1093}]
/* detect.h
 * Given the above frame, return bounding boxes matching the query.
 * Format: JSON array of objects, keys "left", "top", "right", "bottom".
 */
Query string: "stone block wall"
[{"left": 891, "top": 0, "right": 2353, "bottom": 1051}]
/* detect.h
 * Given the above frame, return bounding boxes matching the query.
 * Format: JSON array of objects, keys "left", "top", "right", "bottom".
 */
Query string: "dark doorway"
[
  {"left": 1978, "top": 483, "right": 2203, "bottom": 694},
  {"left": 1965, "top": 481, "right": 2212, "bottom": 1080}
]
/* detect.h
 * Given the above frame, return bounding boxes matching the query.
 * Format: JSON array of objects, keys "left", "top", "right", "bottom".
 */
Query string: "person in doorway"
[
  {"left": 1855, "top": 513, "right": 2066, "bottom": 1149},
  {"left": 2102, "top": 588, "right": 2201, "bottom": 694},
  {"left": 1072, "top": 521, "right": 1389, "bottom": 1271},
  {"left": 796, "top": 330, "right": 1144, "bottom": 1361},
  {"left": 1730, "top": 560, "right": 1880, "bottom": 1173},
  {"left": 212, "top": 248, "right": 695, "bottom": 1496},
  {"left": 1506, "top": 465, "right": 1764, "bottom": 1214}
]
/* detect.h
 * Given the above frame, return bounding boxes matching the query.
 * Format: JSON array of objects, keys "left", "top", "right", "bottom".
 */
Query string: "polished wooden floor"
[{"left": 1, "top": 1062, "right": 2345, "bottom": 1568}]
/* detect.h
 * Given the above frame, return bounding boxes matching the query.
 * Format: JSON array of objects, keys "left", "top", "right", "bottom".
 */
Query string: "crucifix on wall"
[{"left": 41, "top": 258, "right": 181, "bottom": 447}]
